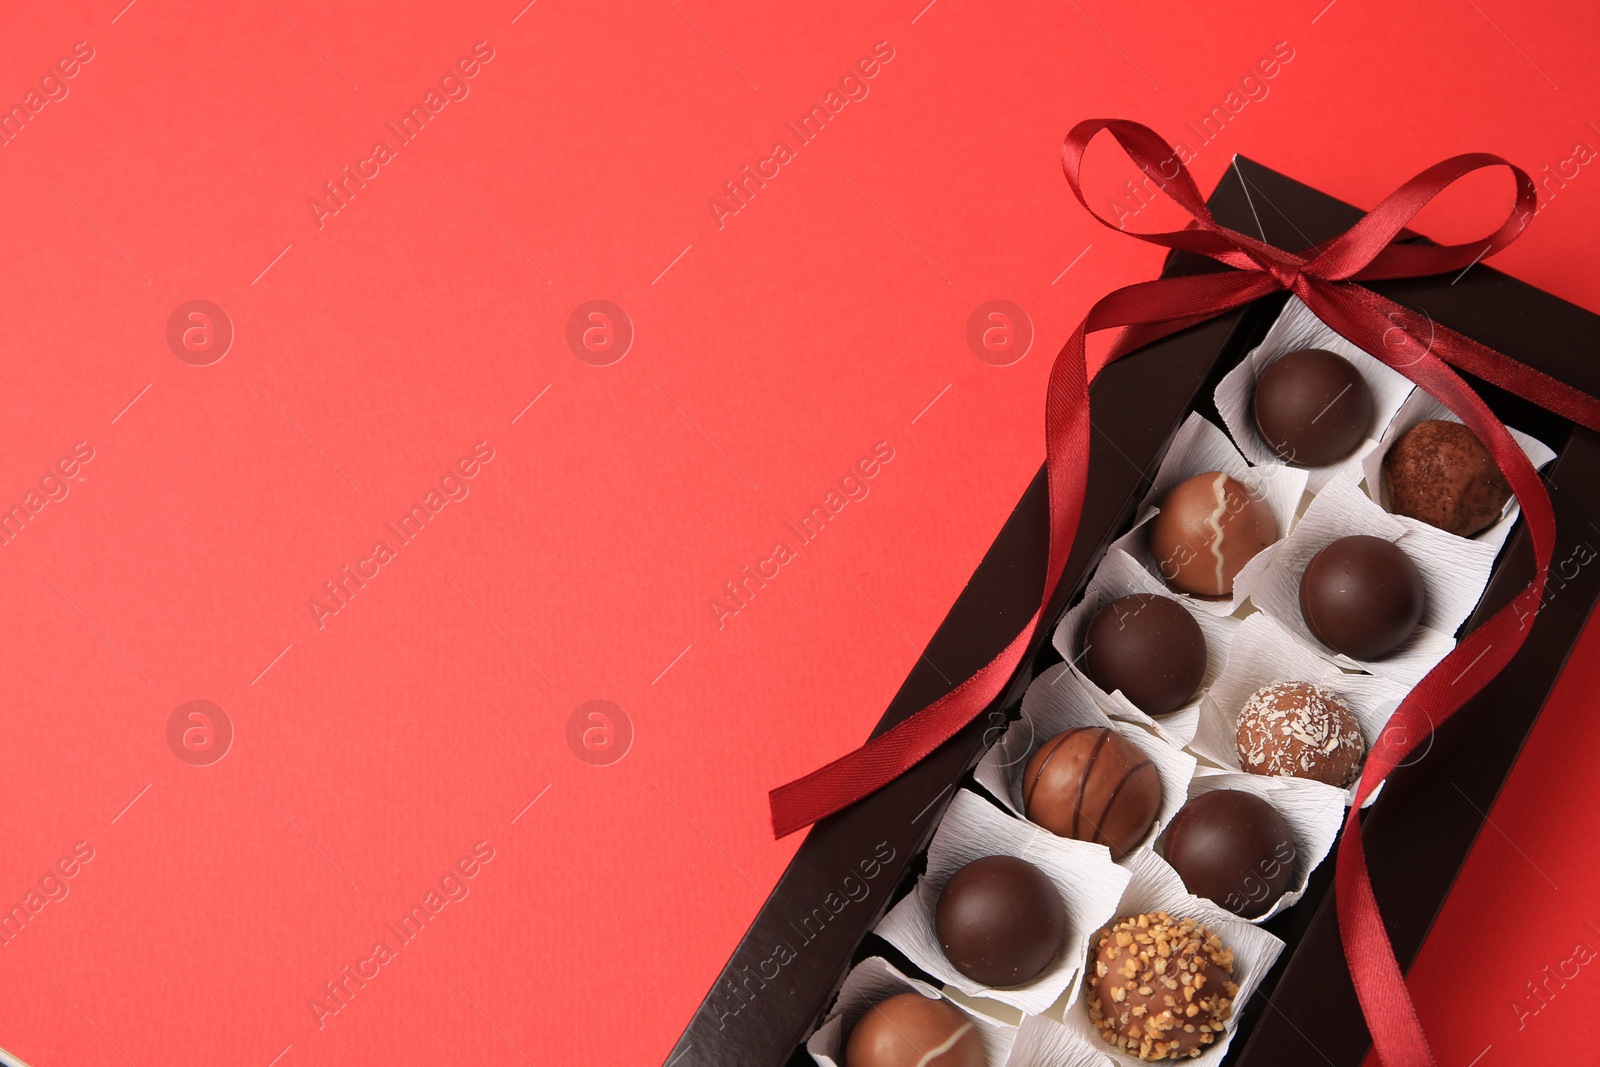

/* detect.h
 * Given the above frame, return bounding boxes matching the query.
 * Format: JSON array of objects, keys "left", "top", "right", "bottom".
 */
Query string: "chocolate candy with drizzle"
[
  {"left": 844, "top": 991, "right": 985, "bottom": 1067},
  {"left": 1149, "top": 472, "right": 1278, "bottom": 598},
  {"left": 1022, "top": 727, "right": 1163, "bottom": 859}
]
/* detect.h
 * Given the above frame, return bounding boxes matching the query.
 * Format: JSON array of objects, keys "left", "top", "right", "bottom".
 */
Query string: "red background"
[{"left": 0, "top": 1, "right": 1596, "bottom": 1064}]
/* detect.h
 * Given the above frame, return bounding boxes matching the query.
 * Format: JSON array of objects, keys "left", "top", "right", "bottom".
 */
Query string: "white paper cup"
[
  {"left": 1234, "top": 475, "right": 1497, "bottom": 687},
  {"left": 1051, "top": 548, "right": 1241, "bottom": 748},
  {"left": 1110, "top": 414, "right": 1307, "bottom": 616},
  {"left": 1059, "top": 850, "right": 1285, "bottom": 1067},
  {"left": 1215, "top": 295, "right": 1416, "bottom": 492},
  {"left": 1360, "top": 387, "right": 1556, "bottom": 555},
  {"left": 1190, "top": 613, "right": 1409, "bottom": 807},
  {"left": 975, "top": 664, "right": 1197, "bottom": 859},
  {"left": 1004, "top": 1012, "right": 1116, "bottom": 1066},
  {"left": 875, "top": 789, "right": 1132, "bottom": 1015},
  {"left": 1158, "top": 768, "right": 1345, "bottom": 923}
]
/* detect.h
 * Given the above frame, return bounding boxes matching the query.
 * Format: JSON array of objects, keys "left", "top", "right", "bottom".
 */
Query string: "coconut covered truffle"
[{"left": 1234, "top": 681, "right": 1365, "bottom": 787}]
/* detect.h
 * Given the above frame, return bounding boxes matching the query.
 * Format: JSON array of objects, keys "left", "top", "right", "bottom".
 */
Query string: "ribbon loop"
[{"left": 1310, "top": 154, "right": 1538, "bottom": 281}]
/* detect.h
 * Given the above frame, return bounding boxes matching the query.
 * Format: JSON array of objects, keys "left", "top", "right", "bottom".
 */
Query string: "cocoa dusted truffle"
[
  {"left": 1087, "top": 911, "right": 1238, "bottom": 1061},
  {"left": 1382, "top": 419, "right": 1512, "bottom": 537},
  {"left": 1162, "top": 790, "right": 1296, "bottom": 919},
  {"left": 1149, "top": 473, "right": 1277, "bottom": 597},
  {"left": 1252, "top": 348, "right": 1375, "bottom": 466},
  {"left": 1299, "top": 535, "right": 1425, "bottom": 659},
  {"left": 1023, "top": 727, "right": 1162, "bottom": 859},
  {"left": 845, "top": 991, "right": 985, "bottom": 1067},
  {"left": 935, "top": 855, "right": 1066, "bottom": 987},
  {"left": 1235, "top": 682, "right": 1364, "bottom": 786},
  {"left": 1083, "top": 594, "right": 1208, "bottom": 716}
]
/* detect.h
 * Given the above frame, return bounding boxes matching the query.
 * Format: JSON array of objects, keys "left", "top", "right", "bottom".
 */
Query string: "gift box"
[{"left": 665, "top": 153, "right": 1600, "bottom": 1066}]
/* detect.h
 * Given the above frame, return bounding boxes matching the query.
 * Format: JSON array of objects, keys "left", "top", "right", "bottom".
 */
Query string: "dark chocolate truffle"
[
  {"left": 1235, "top": 682, "right": 1364, "bottom": 786},
  {"left": 1251, "top": 348, "right": 1375, "bottom": 466},
  {"left": 935, "top": 855, "right": 1066, "bottom": 987},
  {"left": 845, "top": 991, "right": 985, "bottom": 1067},
  {"left": 1149, "top": 472, "right": 1277, "bottom": 597},
  {"left": 1083, "top": 594, "right": 1208, "bottom": 716},
  {"left": 1086, "top": 911, "right": 1238, "bottom": 1060},
  {"left": 1022, "top": 727, "right": 1162, "bottom": 859},
  {"left": 1162, "top": 790, "right": 1296, "bottom": 919},
  {"left": 1299, "top": 535, "right": 1425, "bottom": 659},
  {"left": 1383, "top": 419, "right": 1512, "bottom": 537}
]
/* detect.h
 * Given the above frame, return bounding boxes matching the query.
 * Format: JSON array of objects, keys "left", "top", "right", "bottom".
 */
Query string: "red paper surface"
[{"left": 1, "top": 2, "right": 1597, "bottom": 1064}]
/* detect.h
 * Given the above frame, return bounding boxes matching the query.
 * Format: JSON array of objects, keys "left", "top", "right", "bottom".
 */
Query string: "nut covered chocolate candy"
[
  {"left": 934, "top": 855, "right": 1066, "bottom": 988},
  {"left": 1251, "top": 348, "right": 1375, "bottom": 467},
  {"left": 1235, "top": 681, "right": 1365, "bottom": 787},
  {"left": 1022, "top": 728, "right": 1162, "bottom": 859},
  {"left": 1149, "top": 472, "right": 1277, "bottom": 597},
  {"left": 1162, "top": 790, "right": 1296, "bottom": 919},
  {"left": 1086, "top": 911, "right": 1238, "bottom": 1061},
  {"left": 1382, "top": 419, "right": 1512, "bottom": 537},
  {"left": 1299, "top": 535, "right": 1425, "bottom": 660},
  {"left": 845, "top": 992, "right": 985, "bottom": 1067},
  {"left": 1083, "top": 594, "right": 1208, "bottom": 716}
]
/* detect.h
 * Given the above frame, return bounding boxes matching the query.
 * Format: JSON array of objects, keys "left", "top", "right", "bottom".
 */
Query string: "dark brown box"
[{"left": 666, "top": 155, "right": 1600, "bottom": 1067}]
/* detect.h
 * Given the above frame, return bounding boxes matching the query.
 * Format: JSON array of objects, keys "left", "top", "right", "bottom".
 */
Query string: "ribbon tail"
[
  {"left": 769, "top": 271, "right": 1273, "bottom": 838},
  {"left": 1334, "top": 820, "right": 1435, "bottom": 1067},
  {"left": 1305, "top": 280, "right": 1557, "bottom": 1067},
  {"left": 768, "top": 607, "right": 1043, "bottom": 838},
  {"left": 1337, "top": 284, "right": 1600, "bottom": 434},
  {"left": 768, "top": 311, "right": 1090, "bottom": 839}
]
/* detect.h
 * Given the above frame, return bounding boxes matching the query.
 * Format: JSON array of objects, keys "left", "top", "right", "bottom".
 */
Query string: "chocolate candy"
[
  {"left": 1299, "top": 535, "right": 1425, "bottom": 659},
  {"left": 1235, "top": 681, "right": 1364, "bottom": 786},
  {"left": 1149, "top": 472, "right": 1277, "bottom": 597},
  {"left": 1083, "top": 594, "right": 1207, "bottom": 716},
  {"left": 1022, "top": 727, "right": 1162, "bottom": 859},
  {"left": 1382, "top": 419, "right": 1512, "bottom": 537},
  {"left": 1251, "top": 348, "right": 1375, "bottom": 466},
  {"left": 1162, "top": 790, "right": 1296, "bottom": 919},
  {"left": 935, "top": 855, "right": 1066, "bottom": 987},
  {"left": 1086, "top": 912, "right": 1238, "bottom": 1061},
  {"left": 845, "top": 991, "right": 985, "bottom": 1067}
]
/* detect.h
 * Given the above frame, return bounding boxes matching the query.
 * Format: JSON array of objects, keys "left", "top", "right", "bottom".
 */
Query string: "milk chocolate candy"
[
  {"left": 1149, "top": 472, "right": 1277, "bottom": 597},
  {"left": 1022, "top": 728, "right": 1162, "bottom": 858}
]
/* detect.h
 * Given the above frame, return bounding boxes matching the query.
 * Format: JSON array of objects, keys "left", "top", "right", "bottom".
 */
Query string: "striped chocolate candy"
[{"left": 1022, "top": 727, "right": 1162, "bottom": 859}]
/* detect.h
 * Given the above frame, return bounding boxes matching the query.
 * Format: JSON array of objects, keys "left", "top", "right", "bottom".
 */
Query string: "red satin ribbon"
[{"left": 771, "top": 119, "right": 1600, "bottom": 1066}]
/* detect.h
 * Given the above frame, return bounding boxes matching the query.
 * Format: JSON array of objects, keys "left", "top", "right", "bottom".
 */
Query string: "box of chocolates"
[{"left": 666, "top": 149, "right": 1600, "bottom": 1066}]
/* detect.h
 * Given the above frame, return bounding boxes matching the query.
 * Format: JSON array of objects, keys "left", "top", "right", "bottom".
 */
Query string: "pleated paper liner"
[
  {"left": 974, "top": 663, "right": 1197, "bottom": 863},
  {"left": 1213, "top": 295, "right": 1417, "bottom": 494},
  {"left": 1360, "top": 385, "right": 1557, "bottom": 556},
  {"left": 1232, "top": 475, "right": 1496, "bottom": 687},
  {"left": 874, "top": 788, "right": 1131, "bottom": 1016},
  {"left": 1190, "top": 613, "right": 1409, "bottom": 809},
  {"left": 1053, "top": 849, "right": 1286, "bottom": 1067},
  {"left": 1160, "top": 767, "right": 1346, "bottom": 924},
  {"left": 1109, "top": 413, "right": 1306, "bottom": 618},
  {"left": 1051, "top": 547, "right": 1242, "bottom": 748}
]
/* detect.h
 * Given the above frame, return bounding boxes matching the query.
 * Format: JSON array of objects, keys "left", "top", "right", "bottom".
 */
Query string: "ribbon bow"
[{"left": 771, "top": 118, "right": 1600, "bottom": 1066}]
